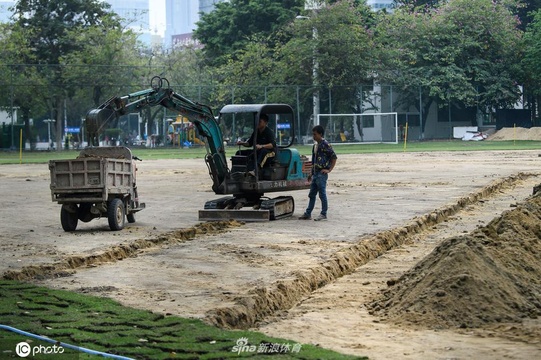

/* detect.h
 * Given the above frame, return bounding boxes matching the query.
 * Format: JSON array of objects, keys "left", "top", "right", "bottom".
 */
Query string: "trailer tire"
[
  {"left": 61, "top": 205, "right": 78, "bottom": 231},
  {"left": 127, "top": 213, "right": 136, "bottom": 223},
  {"left": 108, "top": 198, "right": 125, "bottom": 231}
]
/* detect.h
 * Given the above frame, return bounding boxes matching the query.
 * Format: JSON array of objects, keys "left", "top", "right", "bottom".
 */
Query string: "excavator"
[{"left": 85, "top": 77, "right": 312, "bottom": 221}]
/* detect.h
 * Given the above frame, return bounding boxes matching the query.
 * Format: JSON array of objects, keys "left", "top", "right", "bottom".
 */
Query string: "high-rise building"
[
  {"left": 165, "top": 0, "right": 199, "bottom": 48},
  {"left": 107, "top": 0, "right": 150, "bottom": 44},
  {"left": 199, "top": 0, "right": 227, "bottom": 14},
  {"left": 164, "top": 0, "right": 229, "bottom": 49},
  {"left": 0, "top": 1, "right": 15, "bottom": 23}
]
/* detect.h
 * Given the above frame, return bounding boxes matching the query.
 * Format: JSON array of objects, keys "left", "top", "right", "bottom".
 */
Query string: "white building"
[
  {"left": 366, "top": 0, "right": 394, "bottom": 12},
  {"left": 199, "top": 0, "right": 228, "bottom": 14},
  {"left": 163, "top": 0, "right": 228, "bottom": 49},
  {"left": 0, "top": 108, "right": 16, "bottom": 125},
  {"left": 107, "top": 0, "right": 151, "bottom": 45},
  {"left": 164, "top": 0, "right": 199, "bottom": 48}
]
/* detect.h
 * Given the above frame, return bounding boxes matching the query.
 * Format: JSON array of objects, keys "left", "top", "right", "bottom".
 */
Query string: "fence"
[{"left": 0, "top": 64, "right": 494, "bottom": 149}]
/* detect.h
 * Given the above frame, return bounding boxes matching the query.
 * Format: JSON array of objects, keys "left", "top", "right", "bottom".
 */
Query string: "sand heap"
[
  {"left": 488, "top": 127, "right": 541, "bottom": 141},
  {"left": 370, "top": 194, "right": 541, "bottom": 331}
]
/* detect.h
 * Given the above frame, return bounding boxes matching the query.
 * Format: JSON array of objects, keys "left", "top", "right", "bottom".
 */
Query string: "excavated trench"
[
  {"left": 3, "top": 172, "right": 538, "bottom": 332},
  {"left": 204, "top": 172, "right": 536, "bottom": 329},
  {"left": 2, "top": 221, "right": 242, "bottom": 281}
]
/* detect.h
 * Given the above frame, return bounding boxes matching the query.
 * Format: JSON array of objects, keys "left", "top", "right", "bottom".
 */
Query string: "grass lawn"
[
  {"left": 1, "top": 140, "right": 541, "bottom": 165},
  {"left": 0, "top": 280, "right": 365, "bottom": 359}
]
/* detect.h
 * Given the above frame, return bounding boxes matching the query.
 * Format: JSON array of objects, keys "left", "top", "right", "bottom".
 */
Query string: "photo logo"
[
  {"left": 14, "top": 342, "right": 65, "bottom": 357},
  {"left": 15, "top": 342, "right": 31, "bottom": 357}
]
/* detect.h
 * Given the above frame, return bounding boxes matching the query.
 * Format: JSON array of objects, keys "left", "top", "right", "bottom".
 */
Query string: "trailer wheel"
[
  {"left": 61, "top": 205, "right": 78, "bottom": 231},
  {"left": 108, "top": 198, "right": 125, "bottom": 231},
  {"left": 127, "top": 213, "right": 136, "bottom": 223}
]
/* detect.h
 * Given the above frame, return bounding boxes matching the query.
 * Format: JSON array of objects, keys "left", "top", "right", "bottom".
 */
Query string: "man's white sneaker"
[{"left": 314, "top": 214, "right": 327, "bottom": 221}]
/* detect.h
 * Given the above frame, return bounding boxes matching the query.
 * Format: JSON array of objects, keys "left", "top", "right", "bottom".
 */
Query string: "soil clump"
[{"left": 488, "top": 127, "right": 541, "bottom": 141}]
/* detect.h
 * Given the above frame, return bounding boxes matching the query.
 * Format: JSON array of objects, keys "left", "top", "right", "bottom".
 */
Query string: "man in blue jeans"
[{"left": 299, "top": 125, "right": 337, "bottom": 221}]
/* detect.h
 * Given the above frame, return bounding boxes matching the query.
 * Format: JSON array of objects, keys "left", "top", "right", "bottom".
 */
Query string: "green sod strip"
[{"left": 0, "top": 280, "right": 366, "bottom": 359}]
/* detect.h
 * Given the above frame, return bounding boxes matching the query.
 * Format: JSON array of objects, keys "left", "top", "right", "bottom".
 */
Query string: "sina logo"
[{"left": 231, "top": 337, "right": 257, "bottom": 354}]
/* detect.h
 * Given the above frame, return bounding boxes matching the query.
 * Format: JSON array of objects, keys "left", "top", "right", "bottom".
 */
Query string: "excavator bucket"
[{"left": 198, "top": 209, "right": 270, "bottom": 222}]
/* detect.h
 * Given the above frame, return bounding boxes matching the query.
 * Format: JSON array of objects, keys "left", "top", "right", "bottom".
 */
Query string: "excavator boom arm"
[{"left": 85, "top": 77, "right": 229, "bottom": 191}]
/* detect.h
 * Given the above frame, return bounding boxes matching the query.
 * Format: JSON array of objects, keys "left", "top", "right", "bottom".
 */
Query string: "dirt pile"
[
  {"left": 370, "top": 194, "right": 541, "bottom": 332},
  {"left": 488, "top": 127, "right": 541, "bottom": 141}
]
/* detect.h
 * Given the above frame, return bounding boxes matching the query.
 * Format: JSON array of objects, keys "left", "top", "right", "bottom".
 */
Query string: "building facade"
[
  {"left": 164, "top": 0, "right": 228, "bottom": 48},
  {"left": 199, "top": 0, "right": 227, "bottom": 14},
  {"left": 164, "top": 0, "right": 199, "bottom": 48},
  {"left": 366, "top": 0, "right": 394, "bottom": 12},
  {"left": 107, "top": 0, "right": 151, "bottom": 44}
]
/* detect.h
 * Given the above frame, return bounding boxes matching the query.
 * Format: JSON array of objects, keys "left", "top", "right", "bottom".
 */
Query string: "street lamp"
[
  {"left": 44, "top": 119, "right": 55, "bottom": 150},
  {"left": 296, "top": 15, "right": 320, "bottom": 128},
  {"left": 81, "top": 118, "right": 85, "bottom": 147}
]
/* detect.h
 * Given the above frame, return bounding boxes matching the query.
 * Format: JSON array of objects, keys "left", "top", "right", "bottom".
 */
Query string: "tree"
[
  {"left": 284, "top": 1, "right": 377, "bottom": 88},
  {"left": 161, "top": 45, "right": 217, "bottom": 104},
  {"left": 395, "top": 0, "right": 541, "bottom": 30},
  {"left": 0, "top": 22, "right": 47, "bottom": 149},
  {"left": 212, "top": 37, "right": 277, "bottom": 104},
  {"left": 521, "top": 9, "right": 541, "bottom": 118},
  {"left": 11, "top": 0, "right": 118, "bottom": 150},
  {"left": 376, "top": 0, "right": 523, "bottom": 135},
  {"left": 194, "top": 0, "right": 304, "bottom": 66},
  {"left": 210, "top": 1, "right": 379, "bottom": 134},
  {"left": 516, "top": 0, "right": 541, "bottom": 30},
  {"left": 276, "top": 0, "right": 379, "bottom": 132},
  {"left": 60, "top": 13, "right": 142, "bottom": 107},
  {"left": 393, "top": 0, "right": 439, "bottom": 8}
]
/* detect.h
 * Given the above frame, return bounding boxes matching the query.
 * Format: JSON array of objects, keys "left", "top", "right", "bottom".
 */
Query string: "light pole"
[
  {"left": 81, "top": 118, "right": 85, "bottom": 147},
  {"left": 44, "top": 119, "right": 55, "bottom": 149},
  {"left": 10, "top": 66, "right": 14, "bottom": 150},
  {"left": 296, "top": 15, "right": 320, "bottom": 128}
]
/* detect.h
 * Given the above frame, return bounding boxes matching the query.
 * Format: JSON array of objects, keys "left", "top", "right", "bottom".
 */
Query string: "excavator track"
[
  {"left": 260, "top": 196, "right": 295, "bottom": 220},
  {"left": 199, "top": 196, "right": 295, "bottom": 222}
]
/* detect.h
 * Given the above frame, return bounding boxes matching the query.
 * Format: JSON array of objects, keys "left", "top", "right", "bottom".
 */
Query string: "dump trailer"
[{"left": 49, "top": 146, "right": 145, "bottom": 231}]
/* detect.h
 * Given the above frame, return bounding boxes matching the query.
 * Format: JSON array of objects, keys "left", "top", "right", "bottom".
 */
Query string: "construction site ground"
[{"left": 1, "top": 149, "right": 541, "bottom": 359}]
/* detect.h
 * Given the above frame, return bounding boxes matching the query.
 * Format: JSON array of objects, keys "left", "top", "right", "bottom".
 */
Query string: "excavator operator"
[{"left": 236, "top": 113, "right": 276, "bottom": 176}]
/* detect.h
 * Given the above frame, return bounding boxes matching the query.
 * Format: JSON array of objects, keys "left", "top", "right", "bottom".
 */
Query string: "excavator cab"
[
  {"left": 219, "top": 104, "right": 299, "bottom": 181},
  {"left": 200, "top": 104, "right": 311, "bottom": 221}
]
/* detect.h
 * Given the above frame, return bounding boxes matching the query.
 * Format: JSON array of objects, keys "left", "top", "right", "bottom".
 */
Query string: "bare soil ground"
[{"left": 1, "top": 149, "right": 541, "bottom": 359}]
